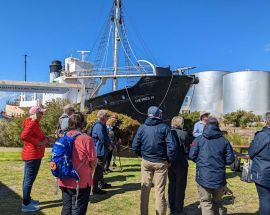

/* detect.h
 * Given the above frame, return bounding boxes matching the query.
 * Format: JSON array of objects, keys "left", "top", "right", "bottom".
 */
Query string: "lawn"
[{"left": 0, "top": 149, "right": 259, "bottom": 215}]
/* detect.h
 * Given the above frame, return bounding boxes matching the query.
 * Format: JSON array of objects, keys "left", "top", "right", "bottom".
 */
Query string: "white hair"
[{"left": 97, "top": 110, "right": 108, "bottom": 120}]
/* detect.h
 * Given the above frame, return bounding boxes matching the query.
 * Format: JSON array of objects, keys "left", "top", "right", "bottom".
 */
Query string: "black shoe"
[
  {"left": 93, "top": 189, "right": 107, "bottom": 195},
  {"left": 101, "top": 183, "right": 112, "bottom": 189},
  {"left": 105, "top": 169, "right": 113, "bottom": 173}
]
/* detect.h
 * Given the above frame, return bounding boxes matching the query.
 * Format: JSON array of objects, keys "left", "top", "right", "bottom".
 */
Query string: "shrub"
[
  {"left": 86, "top": 110, "right": 140, "bottom": 146},
  {"left": 223, "top": 110, "right": 261, "bottom": 128},
  {"left": 225, "top": 133, "right": 250, "bottom": 146},
  {"left": 179, "top": 111, "right": 200, "bottom": 132},
  {"left": 0, "top": 98, "right": 69, "bottom": 147}
]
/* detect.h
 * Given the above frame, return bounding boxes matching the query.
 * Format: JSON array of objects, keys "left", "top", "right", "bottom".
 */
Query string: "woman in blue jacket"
[{"left": 249, "top": 112, "right": 270, "bottom": 215}]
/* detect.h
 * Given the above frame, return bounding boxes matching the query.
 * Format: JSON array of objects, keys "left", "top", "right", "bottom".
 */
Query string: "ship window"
[{"left": 121, "top": 95, "right": 126, "bottom": 100}]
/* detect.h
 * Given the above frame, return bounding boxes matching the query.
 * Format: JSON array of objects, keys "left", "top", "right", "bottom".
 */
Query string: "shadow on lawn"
[
  {"left": 105, "top": 174, "right": 135, "bottom": 183},
  {"left": 90, "top": 182, "right": 141, "bottom": 204},
  {"left": 226, "top": 171, "right": 241, "bottom": 179},
  {"left": 184, "top": 201, "right": 259, "bottom": 215},
  {"left": 0, "top": 182, "right": 46, "bottom": 215}
]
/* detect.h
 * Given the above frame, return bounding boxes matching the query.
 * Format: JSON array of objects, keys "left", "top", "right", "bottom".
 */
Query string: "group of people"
[
  {"left": 20, "top": 105, "right": 120, "bottom": 214},
  {"left": 19, "top": 104, "right": 270, "bottom": 215},
  {"left": 133, "top": 109, "right": 270, "bottom": 215}
]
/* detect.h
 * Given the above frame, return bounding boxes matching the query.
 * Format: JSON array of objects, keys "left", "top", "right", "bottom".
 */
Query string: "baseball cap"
[
  {"left": 29, "top": 106, "right": 46, "bottom": 115},
  {"left": 147, "top": 106, "right": 163, "bottom": 119}
]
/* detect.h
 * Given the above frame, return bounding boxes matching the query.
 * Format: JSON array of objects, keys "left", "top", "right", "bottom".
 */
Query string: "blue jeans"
[
  {"left": 22, "top": 159, "right": 41, "bottom": 205},
  {"left": 256, "top": 183, "right": 270, "bottom": 215}
]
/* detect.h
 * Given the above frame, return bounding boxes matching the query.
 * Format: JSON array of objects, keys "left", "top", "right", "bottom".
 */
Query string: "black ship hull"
[{"left": 86, "top": 72, "right": 198, "bottom": 124}]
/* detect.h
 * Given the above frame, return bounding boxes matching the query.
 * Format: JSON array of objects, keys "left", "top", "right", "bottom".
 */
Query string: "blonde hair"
[
  {"left": 97, "top": 110, "right": 108, "bottom": 120},
  {"left": 171, "top": 116, "right": 184, "bottom": 129}
]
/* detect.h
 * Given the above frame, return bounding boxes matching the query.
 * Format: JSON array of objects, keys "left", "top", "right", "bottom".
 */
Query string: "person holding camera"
[{"left": 105, "top": 114, "right": 121, "bottom": 172}]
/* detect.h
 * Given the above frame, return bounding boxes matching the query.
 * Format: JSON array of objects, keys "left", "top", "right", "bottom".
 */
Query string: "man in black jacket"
[
  {"left": 249, "top": 112, "right": 270, "bottom": 215},
  {"left": 132, "top": 106, "right": 177, "bottom": 215},
  {"left": 189, "top": 117, "right": 235, "bottom": 215}
]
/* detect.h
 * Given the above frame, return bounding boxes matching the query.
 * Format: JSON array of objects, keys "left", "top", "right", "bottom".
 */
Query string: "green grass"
[{"left": 0, "top": 151, "right": 259, "bottom": 215}]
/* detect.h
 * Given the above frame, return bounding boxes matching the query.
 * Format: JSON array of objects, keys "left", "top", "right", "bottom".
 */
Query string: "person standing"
[
  {"left": 58, "top": 113, "right": 97, "bottom": 215},
  {"left": 189, "top": 117, "right": 235, "bottom": 215},
  {"left": 21, "top": 106, "right": 49, "bottom": 212},
  {"left": 168, "top": 116, "right": 191, "bottom": 215},
  {"left": 132, "top": 106, "right": 177, "bottom": 215},
  {"left": 249, "top": 112, "right": 270, "bottom": 215},
  {"left": 89, "top": 110, "right": 112, "bottom": 194},
  {"left": 105, "top": 114, "right": 121, "bottom": 172},
  {"left": 57, "top": 104, "right": 75, "bottom": 136},
  {"left": 193, "top": 111, "right": 210, "bottom": 138}
]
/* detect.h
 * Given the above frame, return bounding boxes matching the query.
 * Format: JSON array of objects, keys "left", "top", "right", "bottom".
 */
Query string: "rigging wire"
[{"left": 122, "top": 5, "right": 158, "bottom": 65}]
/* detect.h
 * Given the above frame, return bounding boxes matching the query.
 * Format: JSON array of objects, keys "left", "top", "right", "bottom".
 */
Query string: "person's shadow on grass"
[
  {"left": 0, "top": 182, "right": 45, "bottom": 215},
  {"left": 89, "top": 182, "right": 141, "bottom": 204}
]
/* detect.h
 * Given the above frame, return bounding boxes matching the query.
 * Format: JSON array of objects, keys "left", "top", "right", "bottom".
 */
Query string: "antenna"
[
  {"left": 77, "top": 50, "right": 90, "bottom": 62},
  {"left": 23, "top": 54, "right": 29, "bottom": 81}
]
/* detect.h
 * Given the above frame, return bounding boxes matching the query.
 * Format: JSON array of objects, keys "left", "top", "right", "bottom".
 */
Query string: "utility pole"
[{"left": 24, "top": 54, "right": 28, "bottom": 81}]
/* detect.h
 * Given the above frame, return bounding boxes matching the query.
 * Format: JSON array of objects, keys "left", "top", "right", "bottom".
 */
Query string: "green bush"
[
  {"left": 223, "top": 110, "right": 261, "bottom": 128},
  {"left": 179, "top": 111, "right": 200, "bottom": 132},
  {"left": 86, "top": 110, "right": 140, "bottom": 146},
  {"left": 0, "top": 99, "right": 69, "bottom": 147},
  {"left": 225, "top": 133, "right": 250, "bottom": 146}
]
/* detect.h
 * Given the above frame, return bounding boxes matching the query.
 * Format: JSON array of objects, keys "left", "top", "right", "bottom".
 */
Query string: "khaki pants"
[
  {"left": 140, "top": 159, "right": 168, "bottom": 215},
  {"left": 197, "top": 184, "right": 226, "bottom": 215}
]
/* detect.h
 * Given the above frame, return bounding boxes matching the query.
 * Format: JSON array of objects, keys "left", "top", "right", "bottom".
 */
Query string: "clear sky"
[{"left": 0, "top": 0, "right": 270, "bottom": 108}]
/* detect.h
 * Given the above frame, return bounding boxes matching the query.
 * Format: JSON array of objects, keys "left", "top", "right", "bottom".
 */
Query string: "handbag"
[{"left": 240, "top": 160, "right": 253, "bottom": 183}]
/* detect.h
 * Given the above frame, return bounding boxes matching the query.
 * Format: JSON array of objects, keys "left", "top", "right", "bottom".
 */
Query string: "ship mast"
[{"left": 113, "top": 0, "right": 121, "bottom": 91}]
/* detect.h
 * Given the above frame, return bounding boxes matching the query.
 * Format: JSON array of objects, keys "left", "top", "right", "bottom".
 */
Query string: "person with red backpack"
[
  {"left": 21, "top": 106, "right": 49, "bottom": 212},
  {"left": 57, "top": 113, "right": 97, "bottom": 215}
]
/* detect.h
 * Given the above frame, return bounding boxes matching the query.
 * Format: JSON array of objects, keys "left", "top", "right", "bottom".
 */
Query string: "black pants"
[
  {"left": 105, "top": 151, "right": 113, "bottom": 171},
  {"left": 256, "top": 183, "right": 270, "bottom": 215},
  {"left": 93, "top": 156, "right": 105, "bottom": 192},
  {"left": 60, "top": 186, "right": 90, "bottom": 215},
  {"left": 168, "top": 166, "right": 188, "bottom": 214},
  {"left": 22, "top": 159, "right": 41, "bottom": 205}
]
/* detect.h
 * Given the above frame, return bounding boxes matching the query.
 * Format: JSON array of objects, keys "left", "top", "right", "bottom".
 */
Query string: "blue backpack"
[{"left": 50, "top": 133, "right": 81, "bottom": 181}]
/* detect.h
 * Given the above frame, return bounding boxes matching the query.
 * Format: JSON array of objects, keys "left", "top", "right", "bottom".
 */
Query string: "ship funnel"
[{"left": 49, "top": 60, "right": 62, "bottom": 82}]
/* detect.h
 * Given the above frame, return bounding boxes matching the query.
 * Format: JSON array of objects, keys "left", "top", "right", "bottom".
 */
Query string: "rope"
[{"left": 125, "top": 73, "right": 174, "bottom": 116}]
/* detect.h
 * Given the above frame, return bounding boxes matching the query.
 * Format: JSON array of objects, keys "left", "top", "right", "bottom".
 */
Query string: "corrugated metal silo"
[
  {"left": 223, "top": 71, "right": 270, "bottom": 115},
  {"left": 189, "top": 71, "right": 229, "bottom": 116}
]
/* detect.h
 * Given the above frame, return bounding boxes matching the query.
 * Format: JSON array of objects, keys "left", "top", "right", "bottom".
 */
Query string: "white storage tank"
[
  {"left": 223, "top": 71, "right": 270, "bottom": 116},
  {"left": 188, "top": 71, "right": 229, "bottom": 116}
]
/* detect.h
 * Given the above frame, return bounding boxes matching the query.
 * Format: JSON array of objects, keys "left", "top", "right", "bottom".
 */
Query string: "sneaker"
[
  {"left": 92, "top": 189, "right": 107, "bottom": 195},
  {"left": 105, "top": 169, "right": 113, "bottom": 173},
  {"left": 31, "top": 199, "right": 39, "bottom": 205},
  {"left": 100, "top": 183, "right": 112, "bottom": 189},
  {"left": 21, "top": 202, "right": 40, "bottom": 212}
]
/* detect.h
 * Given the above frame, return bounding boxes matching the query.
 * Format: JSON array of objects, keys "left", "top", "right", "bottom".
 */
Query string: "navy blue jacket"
[
  {"left": 132, "top": 118, "right": 177, "bottom": 163},
  {"left": 189, "top": 124, "right": 235, "bottom": 189},
  {"left": 170, "top": 128, "right": 191, "bottom": 171},
  {"left": 249, "top": 128, "right": 270, "bottom": 188},
  {"left": 89, "top": 121, "right": 111, "bottom": 157}
]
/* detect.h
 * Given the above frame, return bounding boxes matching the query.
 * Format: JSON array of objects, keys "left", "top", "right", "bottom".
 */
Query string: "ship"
[{"left": 45, "top": 0, "right": 198, "bottom": 123}]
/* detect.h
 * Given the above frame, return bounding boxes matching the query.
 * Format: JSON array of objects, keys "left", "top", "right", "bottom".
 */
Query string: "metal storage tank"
[
  {"left": 223, "top": 71, "right": 270, "bottom": 115},
  {"left": 189, "top": 71, "right": 229, "bottom": 116}
]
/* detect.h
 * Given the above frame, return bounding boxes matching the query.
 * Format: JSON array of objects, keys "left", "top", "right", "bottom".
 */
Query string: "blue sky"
[{"left": 0, "top": 0, "right": 270, "bottom": 108}]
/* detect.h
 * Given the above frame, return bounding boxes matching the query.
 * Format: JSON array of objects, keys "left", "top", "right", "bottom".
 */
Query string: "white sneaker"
[{"left": 21, "top": 202, "right": 40, "bottom": 212}]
